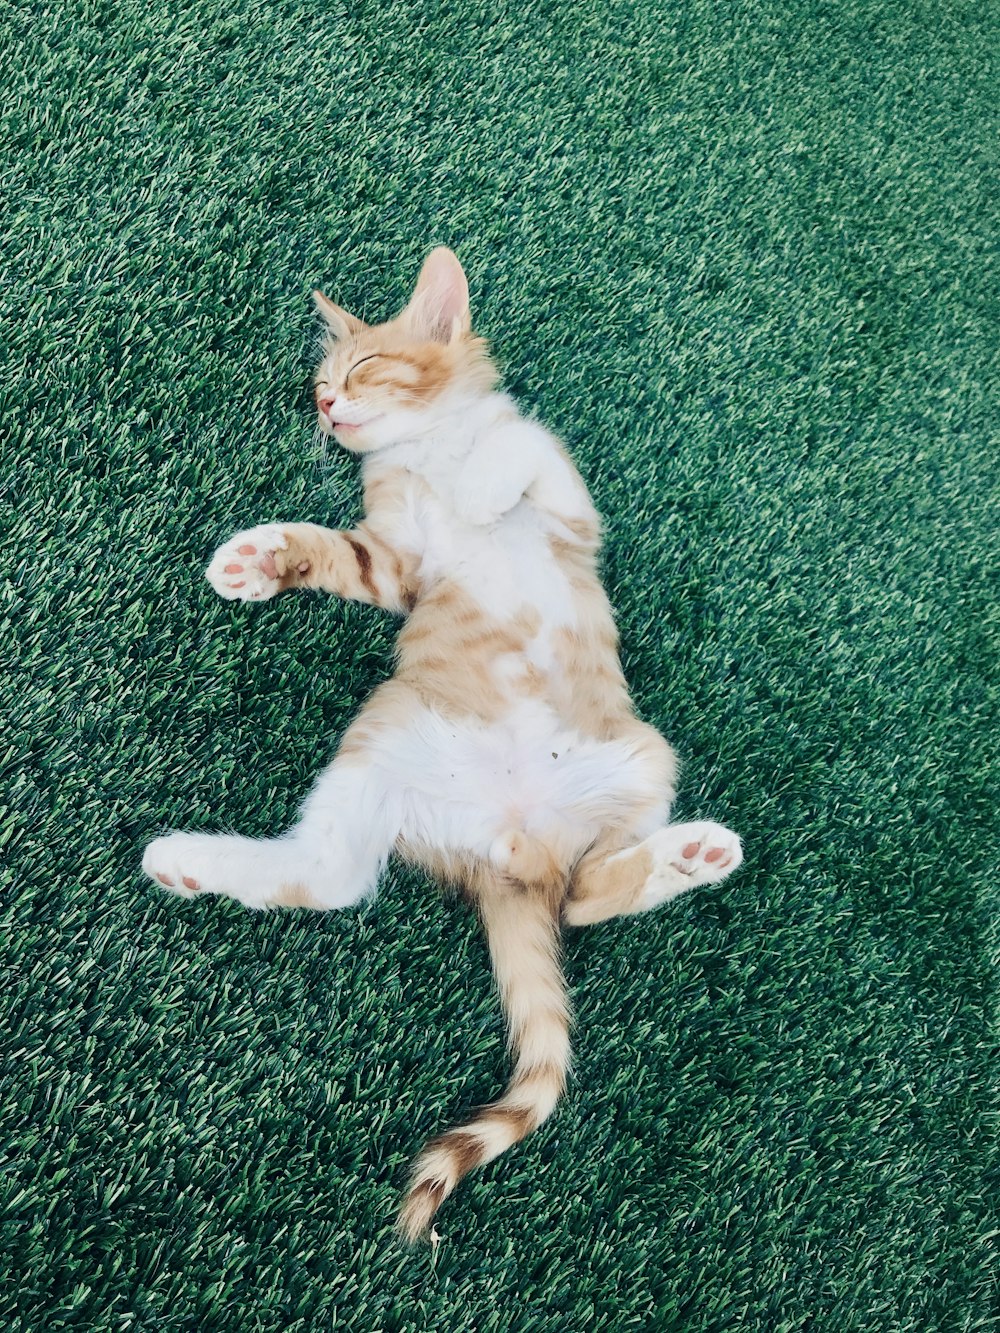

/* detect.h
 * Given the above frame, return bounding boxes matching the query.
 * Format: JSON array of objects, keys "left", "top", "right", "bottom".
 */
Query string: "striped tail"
[{"left": 397, "top": 877, "right": 570, "bottom": 1242}]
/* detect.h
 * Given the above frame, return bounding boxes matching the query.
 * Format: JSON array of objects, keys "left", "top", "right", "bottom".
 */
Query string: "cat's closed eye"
[{"left": 346, "top": 354, "right": 383, "bottom": 385}]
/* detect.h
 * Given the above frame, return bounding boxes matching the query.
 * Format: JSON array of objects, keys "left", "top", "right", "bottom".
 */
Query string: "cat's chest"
[
  {"left": 366, "top": 450, "right": 577, "bottom": 629},
  {"left": 430, "top": 493, "right": 573, "bottom": 619}
]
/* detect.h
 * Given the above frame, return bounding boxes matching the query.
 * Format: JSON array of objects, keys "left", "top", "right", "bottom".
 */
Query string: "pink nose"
[{"left": 316, "top": 389, "right": 337, "bottom": 415}]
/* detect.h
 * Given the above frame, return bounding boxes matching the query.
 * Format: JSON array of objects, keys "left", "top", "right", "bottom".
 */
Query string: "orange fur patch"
[{"left": 313, "top": 322, "right": 497, "bottom": 427}]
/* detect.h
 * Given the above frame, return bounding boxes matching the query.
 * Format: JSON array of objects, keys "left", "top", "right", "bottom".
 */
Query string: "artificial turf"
[{"left": 3, "top": 0, "right": 998, "bottom": 1327}]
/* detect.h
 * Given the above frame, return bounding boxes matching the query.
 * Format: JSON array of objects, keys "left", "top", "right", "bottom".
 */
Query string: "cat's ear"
[
  {"left": 313, "top": 290, "right": 364, "bottom": 341},
  {"left": 400, "top": 247, "right": 471, "bottom": 344}
]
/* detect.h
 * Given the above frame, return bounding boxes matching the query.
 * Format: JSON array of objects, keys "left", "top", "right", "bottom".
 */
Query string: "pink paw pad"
[
  {"left": 260, "top": 553, "right": 278, "bottom": 579},
  {"left": 224, "top": 563, "right": 243, "bottom": 574},
  {"left": 655, "top": 822, "right": 742, "bottom": 893},
  {"left": 682, "top": 839, "right": 733, "bottom": 870},
  {"left": 182, "top": 876, "right": 199, "bottom": 891},
  {"left": 237, "top": 544, "right": 257, "bottom": 555},
  {"left": 156, "top": 873, "right": 174, "bottom": 887}
]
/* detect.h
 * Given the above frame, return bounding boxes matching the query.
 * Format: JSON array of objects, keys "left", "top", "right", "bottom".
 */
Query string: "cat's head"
[{"left": 312, "top": 248, "right": 497, "bottom": 453}]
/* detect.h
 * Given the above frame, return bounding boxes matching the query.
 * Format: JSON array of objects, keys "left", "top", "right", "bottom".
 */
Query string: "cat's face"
[{"left": 312, "top": 248, "right": 496, "bottom": 454}]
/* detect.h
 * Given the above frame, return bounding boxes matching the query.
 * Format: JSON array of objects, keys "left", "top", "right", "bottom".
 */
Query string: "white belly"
[{"left": 365, "top": 701, "right": 653, "bottom": 860}]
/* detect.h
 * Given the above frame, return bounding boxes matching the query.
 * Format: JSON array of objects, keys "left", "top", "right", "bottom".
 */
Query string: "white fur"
[{"left": 362, "top": 699, "right": 657, "bottom": 859}]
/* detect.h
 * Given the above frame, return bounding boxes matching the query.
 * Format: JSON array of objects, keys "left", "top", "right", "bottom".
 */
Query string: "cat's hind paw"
[
  {"left": 142, "top": 832, "right": 272, "bottom": 908},
  {"left": 143, "top": 834, "right": 210, "bottom": 898},
  {"left": 205, "top": 524, "right": 292, "bottom": 601},
  {"left": 640, "top": 820, "right": 743, "bottom": 910}
]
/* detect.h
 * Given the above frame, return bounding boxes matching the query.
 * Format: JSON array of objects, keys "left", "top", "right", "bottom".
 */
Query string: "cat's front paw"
[
  {"left": 453, "top": 486, "right": 508, "bottom": 528},
  {"left": 453, "top": 458, "right": 530, "bottom": 528},
  {"left": 206, "top": 524, "right": 294, "bottom": 601}
]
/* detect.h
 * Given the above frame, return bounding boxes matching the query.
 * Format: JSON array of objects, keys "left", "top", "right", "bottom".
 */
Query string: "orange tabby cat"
[{"left": 143, "top": 248, "right": 743, "bottom": 1240}]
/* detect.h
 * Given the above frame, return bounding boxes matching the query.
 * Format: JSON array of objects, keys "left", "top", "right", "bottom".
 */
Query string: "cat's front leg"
[{"left": 206, "top": 521, "right": 419, "bottom": 611}]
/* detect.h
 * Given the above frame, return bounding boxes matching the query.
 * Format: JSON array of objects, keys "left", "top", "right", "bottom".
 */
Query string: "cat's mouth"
[{"left": 331, "top": 415, "right": 383, "bottom": 434}]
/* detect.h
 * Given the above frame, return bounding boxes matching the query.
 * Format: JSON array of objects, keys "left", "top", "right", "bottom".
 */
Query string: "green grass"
[{"left": 3, "top": 0, "right": 998, "bottom": 1327}]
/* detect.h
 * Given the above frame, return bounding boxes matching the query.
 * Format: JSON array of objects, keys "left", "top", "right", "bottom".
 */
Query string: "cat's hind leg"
[
  {"left": 142, "top": 830, "right": 372, "bottom": 910},
  {"left": 142, "top": 760, "right": 398, "bottom": 911},
  {"left": 563, "top": 821, "right": 743, "bottom": 927}
]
